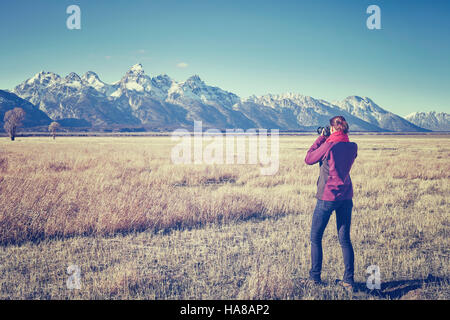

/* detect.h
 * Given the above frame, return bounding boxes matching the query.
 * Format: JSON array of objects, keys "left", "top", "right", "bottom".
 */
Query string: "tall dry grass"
[
  {"left": 0, "top": 135, "right": 448, "bottom": 299},
  {"left": 0, "top": 137, "right": 314, "bottom": 244}
]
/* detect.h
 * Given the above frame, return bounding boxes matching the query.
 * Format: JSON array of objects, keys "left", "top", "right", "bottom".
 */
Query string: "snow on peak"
[
  {"left": 113, "top": 64, "right": 171, "bottom": 99},
  {"left": 62, "top": 72, "right": 83, "bottom": 90},
  {"left": 347, "top": 95, "right": 363, "bottom": 101},
  {"left": 129, "top": 63, "right": 144, "bottom": 74},
  {"left": 26, "top": 71, "right": 61, "bottom": 86},
  {"left": 405, "top": 111, "right": 450, "bottom": 131},
  {"left": 154, "top": 73, "right": 171, "bottom": 80},
  {"left": 82, "top": 71, "right": 100, "bottom": 80},
  {"left": 244, "top": 93, "right": 313, "bottom": 108},
  {"left": 152, "top": 74, "right": 174, "bottom": 92},
  {"left": 153, "top": 74, "right": 173, "bottom": 84},
  {"left": 81, "top": 71, "right": 114, "bottom": 94},
  {"left": 405, "top": 111, "right": 419, "bottom": 118},
  {"left": 167, "top": 75, "right": 239, "bottom": 107},
  {"left": 338, "top": 96, "right": 385, "bottom": 114},
  {"left": 279, "top": 92, "right": 305, "bottom": 99},
  {"left": 345, "top": 95, "right": 375, "bottom": 105},
  {"left": 65, "top": 72, "right": 82, "bottom": 82},
  {"left": 119, "top": 64, "right": 152, "bottom": 93},
  {"left": 183, "top": 75, "right": 204, "bottom": 87},
  {"left": 187, "top": 75, "right": 202, "bottom": 82}
]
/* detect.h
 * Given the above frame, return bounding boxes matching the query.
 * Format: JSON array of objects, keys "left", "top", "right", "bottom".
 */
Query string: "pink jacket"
[{"left": 305, "top": 135, "right": 358, "bottom": 201}]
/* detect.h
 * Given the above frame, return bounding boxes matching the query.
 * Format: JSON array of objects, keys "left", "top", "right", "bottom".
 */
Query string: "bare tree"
[
  {"left": 4, "top": 108, "right": 25, "bottom": 141},
  {"left": 48, "top": 121, "right": 61, "bottom": 140}
]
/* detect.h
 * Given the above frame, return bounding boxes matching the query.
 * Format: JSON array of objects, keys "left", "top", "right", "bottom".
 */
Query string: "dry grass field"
[{"left": 0, "top": 134, "right": 449, "bottom": 300}]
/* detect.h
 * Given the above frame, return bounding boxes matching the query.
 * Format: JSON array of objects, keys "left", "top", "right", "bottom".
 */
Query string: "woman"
[{"left": 303, "top": 116, "right": 358, "bottom": 290}]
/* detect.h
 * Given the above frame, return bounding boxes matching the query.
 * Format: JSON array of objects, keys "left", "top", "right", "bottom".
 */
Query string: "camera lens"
[{"left": 317, "top": 127, "right": 324, "bottom": 135}]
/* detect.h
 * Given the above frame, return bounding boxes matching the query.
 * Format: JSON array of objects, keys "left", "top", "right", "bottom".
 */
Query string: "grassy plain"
[{"left": 0, "top": 134, "right": 448, "bottom": 299}]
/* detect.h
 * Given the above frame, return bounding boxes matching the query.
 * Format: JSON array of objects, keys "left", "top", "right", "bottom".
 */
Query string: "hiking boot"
[
  {"left": 299, "top": 278, "right": 325, "bottom": 286},
  {"left": 336, "top": 280, "right": 354, "bottom": 293}
]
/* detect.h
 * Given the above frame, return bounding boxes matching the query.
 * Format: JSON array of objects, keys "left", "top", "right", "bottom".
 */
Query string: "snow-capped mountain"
[
  {"left": 10, "top": 64, "right": 430, "bottom": 131},
  {"left": 239, "top": 93, "right": 383, "bottom": 131},
  {"left": 405, "top": 111, "right": 450, "bottom": 131},
  {"left": 81, "top": 71, "right": 115, "bottom": 95},
  {"left": 111, "top": 63, "right": 167, "bottom": 100},
  {"left": 168, "top": 75, "right": 241, "bottom": 108},
  {"left": 14, "top": 69, "right": 139, "bottom": 126},
  {"left": 334, "top": 96, "right": 428, "bottom": 132},
  {"left": 105, "top": 64, "right": 252, "bottom": 128}
]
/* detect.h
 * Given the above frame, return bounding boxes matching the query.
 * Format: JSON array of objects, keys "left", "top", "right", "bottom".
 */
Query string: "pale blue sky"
[{"left": 0, "top": 0, "right": 449, "bottom": 116}]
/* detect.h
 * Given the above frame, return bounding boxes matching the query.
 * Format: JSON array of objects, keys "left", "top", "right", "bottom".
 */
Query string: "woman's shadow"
[{"left": 352, "top": 274, "right": 448, "bottom": 299}]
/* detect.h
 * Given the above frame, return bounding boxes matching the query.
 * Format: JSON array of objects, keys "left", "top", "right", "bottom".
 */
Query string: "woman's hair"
[{"left": 330, "top": 116, "right": 349, "bottom": 134}]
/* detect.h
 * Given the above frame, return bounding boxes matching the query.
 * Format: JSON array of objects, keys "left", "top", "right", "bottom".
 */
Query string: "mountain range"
[
  {"left": 405, "top": 111, "right": 450, "bottom": 131},
  {"left": 1, "top": 63, "right": 445, "bottom": 132}
]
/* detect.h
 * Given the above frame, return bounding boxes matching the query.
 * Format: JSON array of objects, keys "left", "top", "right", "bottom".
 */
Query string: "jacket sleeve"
[{"left": 305, "top": 136, "right": 329, "bottom": 165}]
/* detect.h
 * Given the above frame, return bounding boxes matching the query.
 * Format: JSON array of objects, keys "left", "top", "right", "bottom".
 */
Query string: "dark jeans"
[{"left": 309, "top": 199, "right": 354, "bottom": 284}]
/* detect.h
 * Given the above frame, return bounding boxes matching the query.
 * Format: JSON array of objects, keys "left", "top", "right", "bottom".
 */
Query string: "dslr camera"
[{"left": 317, "top": 126, "right": 331, "bottom": 137}]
